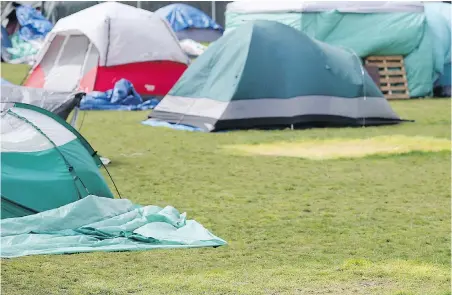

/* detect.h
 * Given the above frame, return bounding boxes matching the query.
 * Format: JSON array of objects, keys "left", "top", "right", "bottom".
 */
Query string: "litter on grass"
[{"left": 224, "top": 135, "right": 451, "bottom": 160}]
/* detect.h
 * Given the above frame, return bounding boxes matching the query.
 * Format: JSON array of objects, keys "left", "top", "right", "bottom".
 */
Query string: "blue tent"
[{"left": 155, "top": 3, "right": 223, "bottom": 42}]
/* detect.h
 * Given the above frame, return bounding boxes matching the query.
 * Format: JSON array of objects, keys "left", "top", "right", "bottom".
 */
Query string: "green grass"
[
  {"left": 1, "top": 63, "right": 30, "bottom": 84},
  {"left": 1, "top": 64, "right": 451, "bottom": 295},
  {"left": 225, "top": 135, "right": 451, "bottom": 160}
]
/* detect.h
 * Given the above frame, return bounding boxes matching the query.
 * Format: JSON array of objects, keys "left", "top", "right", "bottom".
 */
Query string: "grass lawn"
[
  {"left": 1, "top": 64, "right": 451, "bottom": 295},
  {"left": 0, "top": 63, "right": 30, "bottom": 84}
]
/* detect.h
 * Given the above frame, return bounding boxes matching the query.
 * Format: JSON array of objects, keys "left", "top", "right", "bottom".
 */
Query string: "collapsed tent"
[
  {"left": 1, "top": 103, "right": 113, "bottom": 219},
  {"left": 225, "top": 1, "right": 449, "bottom": 98},
  {"left": 1, "top": 196, "right": 226, "bottom": 258},
  {"left": 1, "top": 83, "right": 83, "bottom": 120},
  {"left": 148, "top": 20, "right": 402, "bottom": 132},
  {"left": 156, "top": 3, "right": 223, "bottom": 42},
  {"left": 23, "top": 2, "right": 190, "bottom": 98}
]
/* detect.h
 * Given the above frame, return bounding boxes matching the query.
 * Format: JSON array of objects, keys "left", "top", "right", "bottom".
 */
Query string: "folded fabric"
[
  {"left": 1, "top": 196, "right": 226, "bottom": 258},
  {"left": 80, "top": 79, "right": 160, "bottom": 111}
]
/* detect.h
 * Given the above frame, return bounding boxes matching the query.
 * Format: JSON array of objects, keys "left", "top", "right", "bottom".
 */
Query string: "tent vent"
[{"left": 365, "top": 55, "right": 410, "bottom": 100}]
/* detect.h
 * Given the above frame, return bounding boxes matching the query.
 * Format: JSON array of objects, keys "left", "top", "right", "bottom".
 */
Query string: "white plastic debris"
[{"left": 179, "top": 39, "right": 207, "bottom": 57}]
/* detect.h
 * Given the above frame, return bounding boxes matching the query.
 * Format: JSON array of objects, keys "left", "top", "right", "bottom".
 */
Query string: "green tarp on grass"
[{"left": 0, "top": 196, "right": 226, "bottom": 258}]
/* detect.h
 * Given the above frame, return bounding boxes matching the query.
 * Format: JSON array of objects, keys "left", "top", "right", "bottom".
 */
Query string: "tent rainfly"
[
  {"left": 23, "top": 2, "right": 190, "bottom": 98},
  {"left": 225, "top": 1, "right": 451, "bottom": 98},
  {"left": 149, "top": 20, "right": 403, "bottom": 132},
  {"left": 1, "top": 103, "right": 113, "bottom": 219}
]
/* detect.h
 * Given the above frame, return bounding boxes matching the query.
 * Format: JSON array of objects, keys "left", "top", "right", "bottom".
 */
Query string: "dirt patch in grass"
[{"left": 225, "top": 135, "right": 451, "bottom": 160}]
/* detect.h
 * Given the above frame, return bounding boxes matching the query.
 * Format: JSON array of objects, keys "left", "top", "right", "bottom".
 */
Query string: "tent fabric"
[
  {"left": 1, "top": 83, "right": 82, "bottom": 120},
  {"left": 37, "top": 2, "right": 189, "bottom": 67},
  {"left": 156, "top": 3, "right": 223, "bottom": 42},
  {"left": 80, "top": 79, "right": 159, "bottom": 111},
  {"left": 226, "top": 1, "right": 424, "bottom": 14},
  {"left": 0, "top": 195, "right": 227, "bottom": 258},
  {"left": 424, "top": 2, "right": 451, "bottom": 88},
  {"left": 156, "top": 3, "right": 223, "bottom": 32},
  {"left": 1, "top": 103, "right": 113, "bottom": 219},
  {"left": 23, "top": 2, "right": 190, "bottom": 97},
  {"left": 149, "top": 20, "right": 402, "bottom": 132},
  {"left": 224, "top": 1, "right": 444, "bottom": 98}
]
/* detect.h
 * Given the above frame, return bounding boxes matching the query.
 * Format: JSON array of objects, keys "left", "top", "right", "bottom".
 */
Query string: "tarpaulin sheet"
[
  {"left": 141, "top": 119, "right": 204, "bottom": 132},
  {"left": 16, "top": 5, "right": 52, "bottom": 41},
  {"left": 80, "top": 79, "right": 159, "bottom": 111},
  {"left": 1, "top": 196, "right": 226, "bottom": 258},
  {"left": 156, "top": 3, "right": 222, "bottom": 32}
]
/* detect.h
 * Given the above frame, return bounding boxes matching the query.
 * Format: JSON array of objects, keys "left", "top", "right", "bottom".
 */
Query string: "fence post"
[{"left": 211, "top": 1, "right": 216, "bottom": 22}]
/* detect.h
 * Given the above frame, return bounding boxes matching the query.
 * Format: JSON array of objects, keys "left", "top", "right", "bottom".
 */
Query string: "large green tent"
[
  {"left": 149, "top": 20, "right": 402, "bottom": 132},
  {"left": 1, "top": 103, "right": 113, "bottom": 219},
  {"left": 225, "top": 1, "right": 446, "bottom": 98}
]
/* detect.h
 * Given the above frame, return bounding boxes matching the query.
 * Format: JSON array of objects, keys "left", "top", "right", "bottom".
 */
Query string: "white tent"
[{"left": 24, "top": 2, "right": 190, "bottom": 97}]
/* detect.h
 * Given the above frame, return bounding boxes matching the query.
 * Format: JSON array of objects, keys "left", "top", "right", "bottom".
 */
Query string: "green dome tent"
[
  {"left": 1, "top": 103, "right": 113, "bottom": 219},
  {"left": 149, "top": 20, "right": 402, "bottom": 132},
  {"left": 225, "top": 1, "right": 438, "bottom": 98}
]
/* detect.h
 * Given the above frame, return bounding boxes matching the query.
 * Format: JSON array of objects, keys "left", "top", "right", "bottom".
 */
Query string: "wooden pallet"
[{"left": 365, "top": 55, "right": 410, "bottom": 100}]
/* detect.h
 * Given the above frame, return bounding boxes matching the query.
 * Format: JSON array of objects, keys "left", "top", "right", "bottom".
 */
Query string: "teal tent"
[
  {"left": 225, "top": 1, "right": 447, "bottom": 98},
  {"left": 149, "top": 20, "right": 401, "bottom": 132},
  {"left": 1, "top": 103, "right": 113, "bottom": 219}
]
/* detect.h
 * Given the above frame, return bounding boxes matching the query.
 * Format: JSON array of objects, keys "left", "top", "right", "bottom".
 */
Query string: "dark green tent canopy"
[{"left": 150, "top": 20, "right": 402, "bottom": 132}]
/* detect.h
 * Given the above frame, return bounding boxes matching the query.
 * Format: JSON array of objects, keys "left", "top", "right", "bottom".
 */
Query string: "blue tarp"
[
  {"left": 1, "top": 26, "right": 12, "bottom": 48},
  {"left": 155, "top": 3, "right": 223, "bottom": 32},
  {"left": 16, "top": 5, "right": 52, "bottom": 41},
  {"left": 1, "top": 196, "right": 227, "bottom": 258},
  {"left": 80, "top": 79, "right": 160, "bottom": 111},
  {"left": 141, "top": 119, "right": 203, "bottom": 132},
  {"left": 1, "top": 78, "right": 12, "bottom": 85}
]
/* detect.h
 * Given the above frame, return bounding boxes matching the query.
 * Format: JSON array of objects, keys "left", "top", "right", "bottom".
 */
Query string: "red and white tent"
[{"left": 24, "top": 2, "right": 190, "bottom": 97}]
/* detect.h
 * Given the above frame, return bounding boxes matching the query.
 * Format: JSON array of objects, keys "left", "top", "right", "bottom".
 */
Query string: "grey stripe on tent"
[
  {"left": 226, "top": 1, "right": 425, "bottom": 14},
  {"left": 154, "top": 95, "right": 401, "bottom": 121}
]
